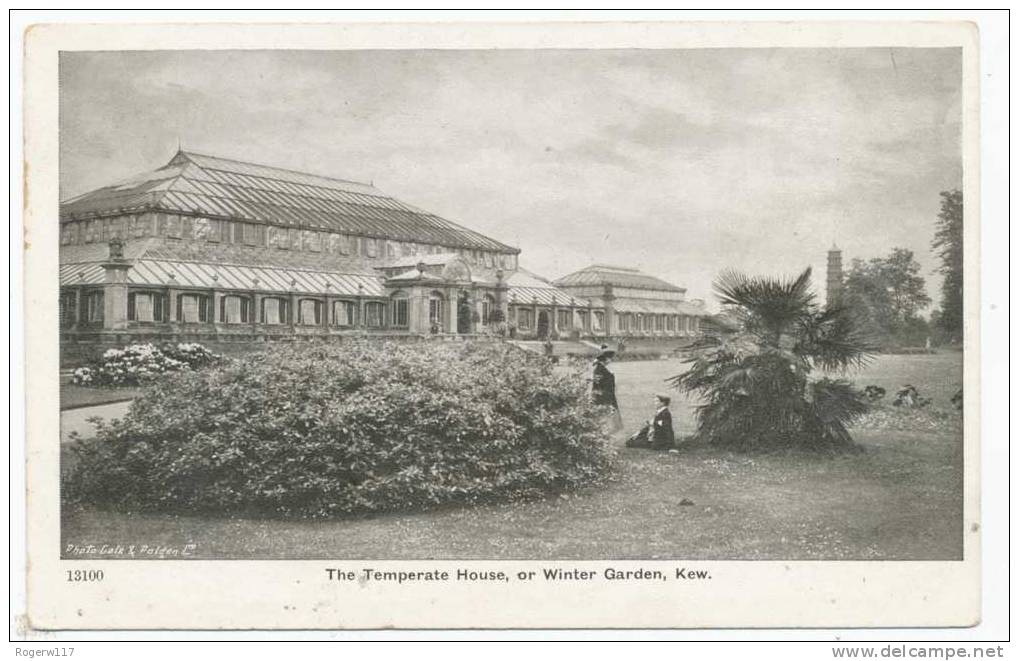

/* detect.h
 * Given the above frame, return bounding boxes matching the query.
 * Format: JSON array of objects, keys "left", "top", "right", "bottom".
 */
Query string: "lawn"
[
  {"left": 61, "top": 352, "right": 964, "bottom": 560},
  {"left": 61, "top": 383, "right": 144, "bottom": 410}
]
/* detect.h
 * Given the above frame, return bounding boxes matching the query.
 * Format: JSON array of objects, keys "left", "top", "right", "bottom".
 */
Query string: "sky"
[{"left": 59, "top": 48, "right": 962, "bottom": 311}]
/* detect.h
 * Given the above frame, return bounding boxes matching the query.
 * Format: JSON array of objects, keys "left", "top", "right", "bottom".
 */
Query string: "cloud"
[{"left": 59, "top": 48, "right": 962, "bottom": 310}]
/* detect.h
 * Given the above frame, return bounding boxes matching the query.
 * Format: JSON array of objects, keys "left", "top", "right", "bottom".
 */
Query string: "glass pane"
[
  {"left": 225, "top": 297, "right": 242, "bottom": 323},
  {"left": 264, "top": 299, "right": 281, "bottom": 325},
  {"left": 135, "top": 294, "right": 154, "bottom": 322},
  {"left": 179, "top": 295, "right": 197, "bottom": 323}
]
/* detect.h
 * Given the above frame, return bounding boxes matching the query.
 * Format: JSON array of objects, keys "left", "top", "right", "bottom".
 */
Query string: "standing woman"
[{"left": 592, "top": 349, "right": 623, "bottom": 432}]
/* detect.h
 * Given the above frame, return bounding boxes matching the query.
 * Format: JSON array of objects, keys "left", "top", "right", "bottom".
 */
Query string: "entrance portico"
[{"left": 381, "top": 254, "right": 502, "bottom": 335}]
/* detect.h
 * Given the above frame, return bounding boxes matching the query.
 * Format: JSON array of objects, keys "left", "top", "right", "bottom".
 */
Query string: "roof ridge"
[
  {"left": 174, "top": 149, "right": 375, "bottom": 189},
  {"left": 140, "top": 256, "right": 380, "bottom": 278},
  {"left": 585, "top": 264, "right": 641, "bottom": 272}
]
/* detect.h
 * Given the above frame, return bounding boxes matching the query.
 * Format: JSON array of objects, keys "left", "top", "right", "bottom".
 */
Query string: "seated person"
[
  {"left": 649, "top": 394, "right": 675, "bottom": 450},
  {"left": 625, "top": 394, "right": 675, "bottom": 450}
]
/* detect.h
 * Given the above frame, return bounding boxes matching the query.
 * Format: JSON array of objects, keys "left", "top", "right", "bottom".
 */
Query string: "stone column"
[
  {"left": 446, "top": 287, "right": 458, "bottom": 334},
  {"left": 494, "top": 269, "right": 509, "bottom": 320},
  {"left": 69, "top": 288, "right": 80, "bottom": 329},
  {"left": 602, "top": 284, "right": 615, "bottom": 338},
  {"left": 211, "top": 280, "right": 223, "bottom": 325},
  {"left": 550, "top": 296, "right": 559, "bottom": 337},
  {"left": 100, "top": 250, "right": 131, "bottom": 331},
  {"left": 167, "top": 281, "right": 180, "bottom": 324},
  {"left": 407, "top": 285, "right": 425, "bottom": 334},
  {"left": 323, "top": 286, "right": 335, "bottom": 331},
  {"left": 356, "top": 285, "right": 365, "bottom": 329},
  {"left": 252, "top": 293, "right": 263, "bottom": 328}
]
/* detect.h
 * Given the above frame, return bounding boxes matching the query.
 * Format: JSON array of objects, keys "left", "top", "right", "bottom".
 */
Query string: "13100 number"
[{"left": 66, "top": 569, "right": 104, "bottom": 582}]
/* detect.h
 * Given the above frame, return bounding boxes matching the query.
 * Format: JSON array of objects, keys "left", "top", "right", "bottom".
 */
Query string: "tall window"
[
  {"left": 177, "top": 294, "right": 211, "bottom": 323},
  {"left": 128, "top": 291, "right": 169, "bottom": 322},
  {"left": 593, "top": 311, "right": 604, "bottom": 332},
  {"left": 261, "top": 297, "right": 289, "bottom": 325},
  {"left": 517, "top": 308, "right": 533, "bottom": 330},
  {"left": 481, "top": 295, "right": 496, "bottom": 325},
  {"left": 298, "top": 299, "right": 323, "bottom": 325},
  {"left": 205, "top": 219, "right": 222, "bottom": 243},
  {"left": 59, "top": 291, "right": 77, "bottom": 327},
  {"left": 164, "top": 214, "right": 182, "bottom": 239},
  {"left": 81, "top": 290, "right": 104, "bottom": 324},
  {"left": 333, "top": 300, "right": 357, "bottom": 327},
  {"left": 577, "top": 310, "right": 589, "bottom": 331},
  {"left": 428, "top": 293, "right": 444, "bottom": 329},
  {"left": 690, "top": 316, "right": 700, "bottom": 333},
  {"left": 242, "top": 222, "right": 259, "bottom": 246},
  {"left": 391, "top": 293, "right": 409, "bottom": 328},
  {"left": 556, "top": 309, "right": 572, "bottom": 330},
  {"left": 84, "top": 220, "right": 100, "bottom": 243},
  {"left": 364, "top": 301, "right": 385, "bottom": 328},
  {"left": 655, "top": 315, "right": 664, "bottom": 332},
  {"left": 130, "top": 215, "right": 150, "bottom": 238},
  {"left": 220, "top": 295, "right": 251, "bottom": 324}
]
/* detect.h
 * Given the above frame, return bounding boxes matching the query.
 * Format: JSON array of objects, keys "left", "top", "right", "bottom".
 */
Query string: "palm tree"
[{"left": 668, "top": 268, "right": 873, "bottom": 451}]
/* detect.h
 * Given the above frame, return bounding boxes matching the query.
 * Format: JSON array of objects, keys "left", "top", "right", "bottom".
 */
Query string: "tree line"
[{"left": 841, "top": 189, "right": 963, "bottom": 349}]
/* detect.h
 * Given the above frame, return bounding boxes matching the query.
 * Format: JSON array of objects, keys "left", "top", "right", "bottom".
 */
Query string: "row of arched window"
[
  {"left": 61, "top": 289, "right": 397, "bottom": 328},
  {"left": 511, "top": 308, "right": 605, "bottom": 332},
  {"left": 616, "top": 312, "right": 699, "bottom": 333}
]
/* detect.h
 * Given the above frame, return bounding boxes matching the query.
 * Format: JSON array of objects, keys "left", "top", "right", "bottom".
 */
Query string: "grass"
[
  {"left": 61, "top": 353, "right": 964, "bottom": 560},
  {"left": 61, "top": 383, "right": 145, "bottom": 410}
]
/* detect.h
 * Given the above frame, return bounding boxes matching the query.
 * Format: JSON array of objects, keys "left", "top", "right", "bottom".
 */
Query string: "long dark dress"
[
  {"left": 650, "top": 407, "right": 675, "bottom": 450},
  {"left": 592, "top": 359, "right": 623, "bottom": 432},
  {"left": 592, "top": 360, "right": 618, "bottom": 409}
]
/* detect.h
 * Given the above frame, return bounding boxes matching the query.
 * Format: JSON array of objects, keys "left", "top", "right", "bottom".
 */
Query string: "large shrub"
[
  {"left": 64, "top": 341, "right": 615, "bottom": 517},
  {"left": 669, "top": 268, "right": 873, "bottom": 451}
]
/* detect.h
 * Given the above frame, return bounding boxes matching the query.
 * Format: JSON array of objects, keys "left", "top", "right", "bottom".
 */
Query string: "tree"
[
  {"left": 932, "top": 190, "right": 963, "bottom": 343},
  {"left": 842, "top": 248, "right": 932, "bottom": 347},
  {"left": 668, "top": 268, "right": 873, "bottom": 452}
]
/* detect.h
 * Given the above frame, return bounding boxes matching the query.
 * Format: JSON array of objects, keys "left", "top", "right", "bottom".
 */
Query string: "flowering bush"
[
  {"left": 70, "top": 343, "right": 221, "bottom": 387},
  {"left": 71, "top": 366, "right": 96, "bottom": 386},
  {"left": 64, "top": 341, "right": 615, "bottom": 517},
  {"left": 159, "top": 342, "right": 219, "bottom": 370}
]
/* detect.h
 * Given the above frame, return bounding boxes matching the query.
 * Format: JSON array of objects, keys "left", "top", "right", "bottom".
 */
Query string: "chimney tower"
[{"left": 826, "top": 243, "right": 843, "bottom": 308}]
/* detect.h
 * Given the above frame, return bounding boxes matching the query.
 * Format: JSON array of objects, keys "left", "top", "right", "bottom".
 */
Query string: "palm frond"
[
  {"left": 713, "top": 267, "right": 816, "bottom": 338},
  {"left": 807, "top": 379, "right": 870, "bottom": 446},
  {"left": 796, "top": 305, "right": 876, "bottom": 372}
]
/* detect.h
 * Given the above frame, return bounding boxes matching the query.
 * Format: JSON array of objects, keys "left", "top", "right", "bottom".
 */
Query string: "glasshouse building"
[{"left": 58, "top": 150, "right": 707, "bottom": 355}]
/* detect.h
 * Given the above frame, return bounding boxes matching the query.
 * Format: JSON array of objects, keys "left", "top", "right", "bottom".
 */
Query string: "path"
[{"left": 61, "top": 401, "right": 132, "bottom": 443}]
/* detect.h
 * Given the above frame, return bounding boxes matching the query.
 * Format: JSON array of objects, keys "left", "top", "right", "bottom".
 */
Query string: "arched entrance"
[
  {"left": 456, "top": 291, "right": 472, "bottom": 334},
  {"left": 536, "top": 310, "right": 550, "bottom": 339}
]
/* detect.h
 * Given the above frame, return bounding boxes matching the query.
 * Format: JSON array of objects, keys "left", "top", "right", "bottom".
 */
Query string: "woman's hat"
[
  {"left": 597, "top": 349, "right": 616, "bottom": 360},
  {"left": 655, "top": 393, "right": 671, "bottom": 405}
]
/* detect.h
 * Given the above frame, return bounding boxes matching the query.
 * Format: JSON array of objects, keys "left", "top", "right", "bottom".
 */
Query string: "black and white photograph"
[
  {"left": 17, "top": 16, "right": 999, "bottom": 634},
  {"left": 56, "top": 45, "right": 966, "bottom": 562}
]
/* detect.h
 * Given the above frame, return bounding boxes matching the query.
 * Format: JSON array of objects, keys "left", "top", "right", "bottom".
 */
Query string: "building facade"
[
  {"left": 59, "top": 150, "right": 707, "bottom": 355},
  {"left": 554, "top": 265, "right": 706, "bottom": 338}
]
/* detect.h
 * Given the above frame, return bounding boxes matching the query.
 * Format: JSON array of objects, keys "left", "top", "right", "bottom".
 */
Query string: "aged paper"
[{"left": 23, "top": 20, "right": 981, "bottom": 630}]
